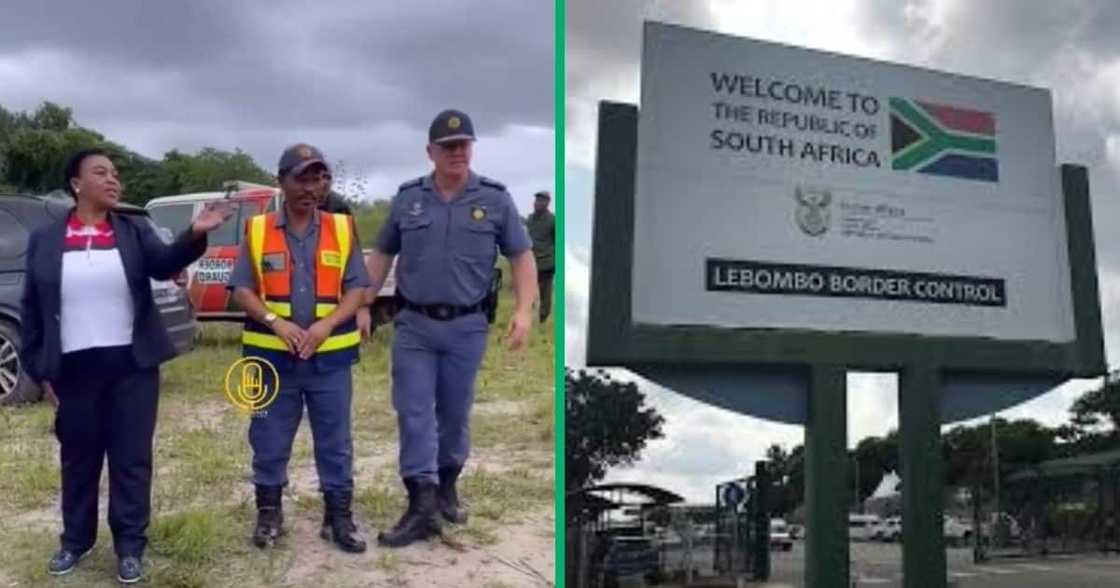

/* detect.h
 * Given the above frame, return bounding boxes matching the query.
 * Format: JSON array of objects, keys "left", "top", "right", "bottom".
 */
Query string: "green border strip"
[
  {"left": 587, "top": 101, "right": 1105, "bottom": 380},
  {"left": 554, "top": 0, "right": 565, "bottom": 585}
]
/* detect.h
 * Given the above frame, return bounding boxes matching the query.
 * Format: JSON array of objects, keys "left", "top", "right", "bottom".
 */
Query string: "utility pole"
[
  {"left": 853, "top": 454, "right": 861, "bottom": 513},
  {"left": 991, "top": 415, "right": 1000, "bottom": 519}
]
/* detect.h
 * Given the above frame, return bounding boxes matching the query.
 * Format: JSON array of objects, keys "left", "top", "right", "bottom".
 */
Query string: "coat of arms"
[{"left": 794, "top": 186, "right": 832, "bottom": 237}]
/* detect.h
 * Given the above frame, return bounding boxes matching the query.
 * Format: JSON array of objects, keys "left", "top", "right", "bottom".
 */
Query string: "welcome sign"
[{"left": 631, "top": 22, "right": 1074, "bottom": 342}]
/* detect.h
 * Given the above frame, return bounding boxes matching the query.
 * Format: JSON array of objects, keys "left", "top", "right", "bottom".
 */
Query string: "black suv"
[{"left": 0, "top": 194, "right": 197, "bottom": 404}]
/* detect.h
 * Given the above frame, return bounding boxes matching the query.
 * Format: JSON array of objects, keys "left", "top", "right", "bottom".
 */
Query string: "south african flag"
[{"left": 890, "top": 97, "right": 998, "bottom": 182}]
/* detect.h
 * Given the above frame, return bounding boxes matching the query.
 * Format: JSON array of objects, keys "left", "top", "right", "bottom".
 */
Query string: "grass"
[
  {"left": 0, "top": 452, "right": 58, "bottom": 510},
  {"left": 473, "top": 392, "right": 554, "bottom": 448},
  {"left": 463, "top": 467, "right": 554, "bottom": 523},
  {"left": 354, "top": 478, "right": 407, "bottom": 529},
  {"left": 0, "top": 527, "right": 60, "bottom": 586},
  {"left": 376, "top": 551, "right": 401, "bottom": 573},
  {"left": 148, "top": 508, "right": 242, "bottom": 565},
  {"left": 0, "top": 404, "right": 58, "bottom": 511},
  {"left": 160, "top": 427, "right": 247, "bottom": 497},
  {"left": 0, "top": 276, "right": 553, "bottom": 586},
  {"left": 454, "top": 520, "right": 501, "bottom": 546}
]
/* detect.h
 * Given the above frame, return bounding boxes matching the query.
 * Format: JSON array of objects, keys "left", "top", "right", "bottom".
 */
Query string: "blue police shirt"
[
  {"left": 227, "top": 207, "right": 371, "bottom": 329},
  {"left": 376, "top": 172, "right": 531, "bottom": 306}
]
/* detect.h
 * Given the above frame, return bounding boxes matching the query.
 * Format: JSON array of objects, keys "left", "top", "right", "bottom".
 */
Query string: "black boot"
[
  {"left": 438, "top": 467, "right": 468, "bottom": 524},
  {"left": 377, "top": 478, "right": 442, "bottom": 548},
  {"left": 252, "top": 484, "right": 284, "bottom": 548},
  {"left": 319, "top": 489, "right": 367, "bottom": 553}
]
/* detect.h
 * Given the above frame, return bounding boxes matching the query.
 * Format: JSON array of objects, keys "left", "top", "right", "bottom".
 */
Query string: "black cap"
[
  {"left": 429, "top": 109, "right": 476, "bottom": 144},
  {"left": 278, "top": 143, "right": 329, "bottom": 177},
  {"left": 534, "top": 191, "right": 551, "bottom": 201}
]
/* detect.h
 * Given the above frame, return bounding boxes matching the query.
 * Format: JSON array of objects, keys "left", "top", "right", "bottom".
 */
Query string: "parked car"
[
  {"left": 145, "top": 181, "right": 399, "bottom": 323},
  {"left": 944, "top": 515, "right": 974, "bottom": 546},
  {"left": 788, "top": 523, "right": 805, "bottom": 540},
  {"left": 770, "top": 518, "right": 794, "bottom": 551},
  {"left": 980, "top": 512, "right": 1021, "bottom": 542},
  {"left": 600, "top": 536, "right": 660, "bottom": 586},
  {"left": 0, "top": 193, "right": 197, "bottom": 405},
  {"left": 849, "top": 513, "right": 882, "bottom": 542},
  {"left": 872, "top": 516, "right": 903, "bottom": 542}
]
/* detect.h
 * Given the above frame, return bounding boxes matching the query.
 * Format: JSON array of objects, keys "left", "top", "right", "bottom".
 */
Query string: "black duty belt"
[{"left": 402, "top": 298, "right": 486, "bottom": 321}]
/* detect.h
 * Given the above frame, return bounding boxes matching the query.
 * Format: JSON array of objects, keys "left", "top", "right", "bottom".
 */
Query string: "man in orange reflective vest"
[{"left": 227, "top": 144, "right": 370, "bottom": 553}]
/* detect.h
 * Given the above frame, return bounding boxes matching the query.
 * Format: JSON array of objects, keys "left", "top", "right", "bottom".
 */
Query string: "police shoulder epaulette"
[
  {"left": 398, "top": 177, "right": 423, "bottom": 192},
  {"left": 479, "top": 177, "right": 506, "bottom": 191}
]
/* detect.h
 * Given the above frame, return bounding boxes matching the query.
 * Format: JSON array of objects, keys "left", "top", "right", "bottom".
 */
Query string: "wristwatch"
[{"left": 263, "top": 312, "right": 278, "bottom": 326}]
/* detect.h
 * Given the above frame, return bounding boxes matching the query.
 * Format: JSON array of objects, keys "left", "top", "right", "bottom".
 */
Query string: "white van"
[{"left": 848, "top": 514, "right": 882, "bottom": 541}]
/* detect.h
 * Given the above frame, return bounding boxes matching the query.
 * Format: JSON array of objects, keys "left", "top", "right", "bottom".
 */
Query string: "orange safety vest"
[{"left": 241, "top": 211, "right": 360, "bottom": 367}]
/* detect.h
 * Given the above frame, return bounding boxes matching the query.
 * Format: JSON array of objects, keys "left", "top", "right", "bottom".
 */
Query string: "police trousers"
[
  {"left": 391, "top": 309, "right": 489, "bottom": 484},
  {"left": 248, "top": 362, "right": 354, "bottom": 492},
  {"left": 537, "top": 268, "right": 555, "bottom": 322},
  {"left": 53, "top": 345, "right": 159, "bottom": 557}
]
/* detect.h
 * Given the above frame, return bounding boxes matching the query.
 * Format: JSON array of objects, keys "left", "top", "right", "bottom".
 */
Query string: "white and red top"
[{"left": 60, "top": 213, "right": 134, "bottom": 353}]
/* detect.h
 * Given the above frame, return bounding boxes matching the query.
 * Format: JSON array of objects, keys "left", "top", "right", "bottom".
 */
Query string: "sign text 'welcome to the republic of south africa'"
[{"left": 631, "top": 22, "right": 1073, "bottom": 343}]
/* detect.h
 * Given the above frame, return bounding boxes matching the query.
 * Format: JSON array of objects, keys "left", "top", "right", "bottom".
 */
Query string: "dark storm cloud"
[
  {"left": 0, "top": 1, "right": 552, "bottom": 131},
  {"left": 854, "top": 0, "right": 1120, "bottom": 77},
  {"left": 565, "top": 0, "right": 713, "bottom": 103},
  {"left": 847, "top": 0, "right": 1120, "bottom": 292},
  {"left": 0, "top": 0, "right": 554, "bottom": 202},
  {"left": 0, "top": 1, "right": 244, "bottom": 69},
  {"left": 314, "top": 1, "right": 554, "bottom": 130}
]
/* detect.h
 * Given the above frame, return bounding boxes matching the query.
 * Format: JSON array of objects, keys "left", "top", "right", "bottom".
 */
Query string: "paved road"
[{"left": 761, "top": 541, "right": 1120, "bottom": 587}]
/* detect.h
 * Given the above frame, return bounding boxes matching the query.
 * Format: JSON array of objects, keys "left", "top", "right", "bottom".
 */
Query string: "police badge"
[{"left": 794, "top": 186, "right": 832, "bottom": 237}]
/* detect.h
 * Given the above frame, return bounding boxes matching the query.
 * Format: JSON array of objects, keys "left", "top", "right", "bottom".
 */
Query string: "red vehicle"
[{"left": 145, "top": 181, "right": 398, "bottom": 322}]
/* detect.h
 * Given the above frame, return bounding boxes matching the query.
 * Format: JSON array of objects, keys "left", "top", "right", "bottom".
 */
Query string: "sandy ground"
[
  {"left": 0, "top": 415, "right": 556, "bottom": 587},
  {"left": 277, "top": 506, "right": 555, "bottom": 587}
]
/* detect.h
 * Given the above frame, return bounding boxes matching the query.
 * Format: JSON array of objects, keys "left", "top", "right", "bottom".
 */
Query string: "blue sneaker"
[
  {"left": 117, "top": 555, "right": 142, "bottom": 584},
  {"left": 47, "top": 545, "right": 94, "bottom": 576}
]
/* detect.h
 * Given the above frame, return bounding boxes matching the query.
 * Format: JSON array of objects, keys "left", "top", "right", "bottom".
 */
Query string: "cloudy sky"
[
  {"left": 566, "top": 0, "right": 1120, "bottom": 502},
  {"left": 0, "top": 0, "right": 555, "bottom": 212}
]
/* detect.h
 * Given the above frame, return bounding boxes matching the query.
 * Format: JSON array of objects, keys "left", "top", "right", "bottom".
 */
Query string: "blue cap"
[
  {"left": 278, "top": 143, "right": 329, "bottom": 177},
  {"left": 429, "top": 109, "right": 476, "bottom": 143}
]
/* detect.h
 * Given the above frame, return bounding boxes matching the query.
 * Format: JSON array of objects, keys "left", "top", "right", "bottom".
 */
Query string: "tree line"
[
  {"left": 566, "top": 367, "right": 1120, "bottom": 518},
  {"left": 765, "top": 375, "right": 1120, "bottom": 517},
  {"left": 0, "top": 101, "right": 275, "bottom": 203}
]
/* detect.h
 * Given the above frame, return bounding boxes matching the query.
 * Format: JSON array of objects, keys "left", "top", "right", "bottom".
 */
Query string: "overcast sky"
[
  {"left": 566, "top": 0, "right": 1120, "bottom": 502},
  {"left": 0, "top": 0, "right": 555, "bottom": 213}
]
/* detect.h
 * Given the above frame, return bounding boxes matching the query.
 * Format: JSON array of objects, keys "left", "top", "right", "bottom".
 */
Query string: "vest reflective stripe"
[
  {"left": 242, "top": 327, "right": 358, "bottom": 351},
  {"left": 243, "top": 330, "right": 290, "bottom": 351},
  {"left": 316, "top": 213, "right": 346, "bottom": 300},
  {"left": 242, "top": 211, "right": 359, "bottom": 360},
  {"left": 249, "top": 214, "right": 267, "bottom": 290},
  {"left": 266, "top": 301, "right": 292, "bottom": 316},
  {"left": 317, "top": 330, "right": 360, "bottom": 351}
]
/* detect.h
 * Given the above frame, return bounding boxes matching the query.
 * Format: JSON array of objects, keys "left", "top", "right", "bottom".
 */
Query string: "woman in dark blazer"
[{"left": 20, "top": 148, "right": 232, "bottom": 584}]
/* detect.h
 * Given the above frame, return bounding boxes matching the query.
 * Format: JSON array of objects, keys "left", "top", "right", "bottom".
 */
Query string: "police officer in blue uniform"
[{"left": 365, "top": 109, "right": 538, "bottom": 547}]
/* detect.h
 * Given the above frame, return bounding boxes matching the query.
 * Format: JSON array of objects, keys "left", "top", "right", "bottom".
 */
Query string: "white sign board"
[{"left": 632, "top": 22, "right": 1074, "bottom": 342}]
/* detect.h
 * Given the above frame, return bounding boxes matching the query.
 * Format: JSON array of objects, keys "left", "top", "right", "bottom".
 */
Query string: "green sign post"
[
  {"left": 806, "top": 365, "right": 849, "bottom": 586},
  {"left": 586, "top": 101, "right": 1105, "bottom": 587}
]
